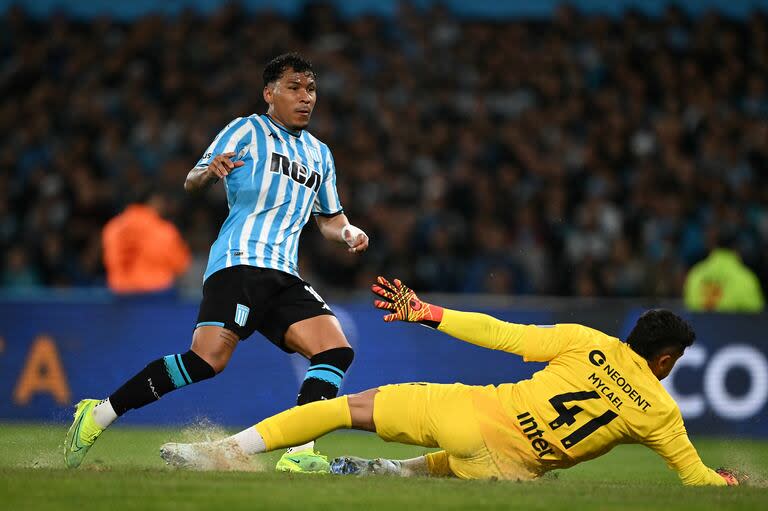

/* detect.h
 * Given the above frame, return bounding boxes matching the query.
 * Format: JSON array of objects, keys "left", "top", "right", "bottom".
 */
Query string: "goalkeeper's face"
[{"left": 264, "top": 68, "right": 317, "bottom": 131}]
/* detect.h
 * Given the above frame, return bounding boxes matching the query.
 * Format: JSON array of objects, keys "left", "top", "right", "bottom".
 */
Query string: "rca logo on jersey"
[{"left": 269, "top": 152, "right": 321, "bottom": 192}]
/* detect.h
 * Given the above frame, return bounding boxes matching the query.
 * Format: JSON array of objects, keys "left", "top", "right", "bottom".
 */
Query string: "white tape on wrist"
[{"left": 341, "top": 224, "right": 365, "bottom": 247}]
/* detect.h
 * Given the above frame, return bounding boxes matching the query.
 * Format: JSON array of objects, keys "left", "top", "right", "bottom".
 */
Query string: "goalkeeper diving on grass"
[{"left": 160, "top": 277, "right": 744, "bottom": 486}]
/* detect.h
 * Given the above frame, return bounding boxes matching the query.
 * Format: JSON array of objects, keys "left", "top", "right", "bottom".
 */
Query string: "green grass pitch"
[{"left": 0, "top": 423, "right": 766, "bottom": 511}]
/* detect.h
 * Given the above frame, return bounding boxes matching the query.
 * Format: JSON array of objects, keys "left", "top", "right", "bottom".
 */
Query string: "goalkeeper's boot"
[
  {"left": 330, "top": 456, "right": 402, "bottom": 476},
  {"left": 64, "top": 399, "right": 104, "bottom": 468},
  {"left": 275, "top": 449, "right": 330, "bottom": 473}
]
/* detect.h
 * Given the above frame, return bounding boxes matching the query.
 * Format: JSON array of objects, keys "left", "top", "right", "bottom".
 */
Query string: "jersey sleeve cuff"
[{"left": 313, "top": 209, "right": 344, "bottom": 218}]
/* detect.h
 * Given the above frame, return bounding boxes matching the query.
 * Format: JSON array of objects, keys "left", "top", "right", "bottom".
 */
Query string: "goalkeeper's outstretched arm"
[{"left": 371, "top": 276, "right": 584, "bottom": 361}]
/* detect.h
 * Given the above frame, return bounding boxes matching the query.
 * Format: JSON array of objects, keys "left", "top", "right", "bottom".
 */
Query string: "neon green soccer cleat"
[
  {"left": 275, "top": 449, "right": 330, "bottom": 474},
  {"left": 64, "top": 399, "right": 104, "bottom": 468}
]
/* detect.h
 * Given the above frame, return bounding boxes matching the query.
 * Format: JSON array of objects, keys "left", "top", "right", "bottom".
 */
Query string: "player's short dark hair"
[
  {"left": 263, "top": 52, "right": 314, "bottom": 87},
  {"left": 626, "top": 309, "right": 696, "bottom": 360}
]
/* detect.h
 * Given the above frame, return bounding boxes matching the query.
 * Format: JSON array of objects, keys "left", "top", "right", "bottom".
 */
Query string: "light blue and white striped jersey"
[{"left": 196, "top": 114, "right": 343, "bottom": 281}]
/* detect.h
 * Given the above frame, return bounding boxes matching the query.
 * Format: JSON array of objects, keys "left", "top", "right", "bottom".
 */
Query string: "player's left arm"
[
  {"left": 314, "top": 212, "right": 369, "bottom": 254},
  {"left": 312, "top": 146, "right": 368, "bottom": 253},
  {"left": 372, "top": 276, "right": 588, "bottom": 361}
]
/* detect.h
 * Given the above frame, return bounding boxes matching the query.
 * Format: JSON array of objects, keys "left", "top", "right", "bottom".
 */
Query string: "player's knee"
[
  {"left": 347, "top": 389, "right": 376, "bottom": 409},
  {"left": 209, "top": 359, "right": 227, "bottom": 374},
  {"left": 347, "top": 388, "right": 378, "bottom": 432},
  {"left": 190, "top": 348, "right": 228, "bottom": 375},
  {"left": 184, "top": 350, "right": 217, "bottom": 379},
  {"left": 204, "top": 355, "right": 227, "bottom": 375},
  {"left": 190, "top": 327, "right": 238, "bottom": 374},
  {"left": 285, "top": 315, "right": 351, "bottom": 357}
]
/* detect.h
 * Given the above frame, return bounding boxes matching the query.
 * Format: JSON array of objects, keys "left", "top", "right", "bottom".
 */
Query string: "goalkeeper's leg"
[
  {"left": 161, "top": 391, "right": 366, "bottom": 469},
  {"left": 159, "top": 387, "right": 450, "bottom": 477},
  {"left": 160, "top": 385, "right": 465, "bottom": 478},
  {"left": 160, "top": 388, "right": 376, "bottom": 462}
]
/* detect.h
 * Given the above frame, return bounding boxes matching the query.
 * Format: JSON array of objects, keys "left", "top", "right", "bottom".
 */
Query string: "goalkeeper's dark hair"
[
  {"left": 627, "top": 309, "right": 696, "bottom": 360},
  {"left": 263, "top": 52, "right": 314, "bottom": 87}
]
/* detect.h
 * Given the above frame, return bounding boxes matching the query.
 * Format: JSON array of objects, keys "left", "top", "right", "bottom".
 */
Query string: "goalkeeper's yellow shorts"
[{"left": 373, "top": 382, "right": 537, "bottom": 480}]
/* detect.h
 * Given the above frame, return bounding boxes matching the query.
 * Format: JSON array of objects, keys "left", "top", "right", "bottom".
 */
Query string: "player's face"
[{"left": 264, "top": 69, "right": 317, "bottom": 131}]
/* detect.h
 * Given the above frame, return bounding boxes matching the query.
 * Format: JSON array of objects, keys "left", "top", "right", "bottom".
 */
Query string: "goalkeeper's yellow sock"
[{"left": 255, "top": 396, "right": 352, "bottom": 451}]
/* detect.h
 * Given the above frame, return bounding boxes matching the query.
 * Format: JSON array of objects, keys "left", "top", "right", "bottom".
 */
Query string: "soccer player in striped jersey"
[
  {"left": 65, "top": 53, "right": 368, "bottom": 473},
  {"left": 160, "top": 277, "right": 744, "bottom": 486}
]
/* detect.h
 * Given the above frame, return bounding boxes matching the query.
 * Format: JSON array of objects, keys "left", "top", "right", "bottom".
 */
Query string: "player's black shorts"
[{"left": 196, "top": 265, "right": 335, "bottom": 353}]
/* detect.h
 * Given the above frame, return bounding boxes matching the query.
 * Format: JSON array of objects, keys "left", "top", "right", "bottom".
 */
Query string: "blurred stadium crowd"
[{"left": 1, "top": 2, "right": 767, "bottom": 297}]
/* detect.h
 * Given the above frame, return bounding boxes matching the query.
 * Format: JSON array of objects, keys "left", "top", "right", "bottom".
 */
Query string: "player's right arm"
[
  {"left": 372, "top": 276, "right": 589, "bottom": 361},
  {"left": 643, "top": 410, "right": 733, "bottom": 486},
  {"left": 185, "top": 117, "right": 249, "bottom": 193},
  {"left": 184, "top": 152, "right": 244, "bottom": 193}
]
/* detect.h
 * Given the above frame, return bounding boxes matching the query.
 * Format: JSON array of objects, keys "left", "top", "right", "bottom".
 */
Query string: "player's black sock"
[
  {"left": 108, "top": 351, "right": 215, "bottom": 416},
  {"left": 296, "top": 347, "right": 354, "bottom": 405}
]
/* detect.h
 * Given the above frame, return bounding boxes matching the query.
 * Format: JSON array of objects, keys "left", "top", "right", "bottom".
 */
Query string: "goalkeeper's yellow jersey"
[{"left": 437, "top": 309, "right": 726, "bottom": 486}]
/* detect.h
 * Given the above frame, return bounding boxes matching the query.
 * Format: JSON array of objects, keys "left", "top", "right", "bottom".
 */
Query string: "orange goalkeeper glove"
[
  {"left": 372, "top": 276, "right": 444, "bottom": 328},
  {"left": 716, "top": 467, "right": 748, "bottom": 486}
]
